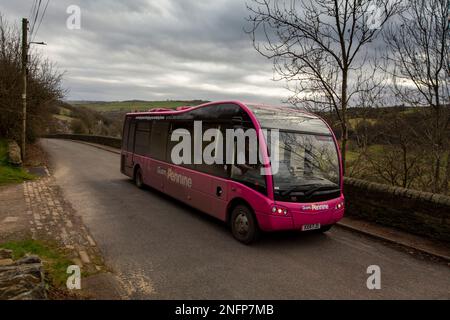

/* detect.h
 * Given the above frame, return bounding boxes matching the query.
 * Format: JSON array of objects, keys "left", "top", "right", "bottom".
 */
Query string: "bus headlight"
[
  {"left": 271, "top": 206, "right": 288, "bottom": 216},
  {"left": 335, "top": 201, "right": 344, "bottom": 210}
]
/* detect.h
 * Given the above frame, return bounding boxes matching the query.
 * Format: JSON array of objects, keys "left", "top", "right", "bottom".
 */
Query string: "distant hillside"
[
  {"left": 50, "top": 100, "right": 209, "bottom": 137},
  {"left": 48, "top": 101, "right": 123, "bottom": 137},
  {"left": 54, "top": 102, "right": 448, "bottom": 140},
  {"left": 67, "top": 100, "right": 209, "bottom": 112},
  {"left": 318, "top": 105, "right": 450, "bottom": 131}
]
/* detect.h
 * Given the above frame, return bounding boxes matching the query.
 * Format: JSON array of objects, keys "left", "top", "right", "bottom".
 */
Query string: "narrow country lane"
[{"left": 41, "top": 139, "right": 450, "bottom": 299}]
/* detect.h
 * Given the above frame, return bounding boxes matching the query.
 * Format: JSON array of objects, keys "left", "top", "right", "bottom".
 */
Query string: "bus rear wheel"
[
  {"left": 231, "top": 205, "right": 259, "bottom": 244},
  {"left": 134, "top": 167, "right": 144, "bottom": 189}
]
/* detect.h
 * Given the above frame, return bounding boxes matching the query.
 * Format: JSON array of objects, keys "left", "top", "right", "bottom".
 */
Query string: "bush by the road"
[{"left": 0, "top": 13, "right": 64, "bottom": 144}]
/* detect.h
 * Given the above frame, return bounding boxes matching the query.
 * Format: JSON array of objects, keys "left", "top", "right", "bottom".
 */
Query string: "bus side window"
[
  {"left": 122, "top": 117, "right": 130, "bottom": 150},
  {"left": 167, "top": 121, "right": 193, "bottom": 166},
  {"left": 229, "top": 127, "right": 267, "bottom": 195},
  {"left": 150, "top": 121, "right": 170, "bottom": 161},
  {"left": 196, "top": 123, "right": 229, "bottom": 178},
  {"left": 134, "top": 120, "right": 152, "bottom": 156},
  {"left": 127, "top": 120, "right": 136, "bottom": 152}
]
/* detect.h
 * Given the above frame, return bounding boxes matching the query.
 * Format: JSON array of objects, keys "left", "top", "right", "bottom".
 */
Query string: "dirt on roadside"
[
  {"left": 0, "top": 140, "right": 123, "bottom": 300},
  {"left": 24, "top": 142, "right": 49, "bottom": 168}
]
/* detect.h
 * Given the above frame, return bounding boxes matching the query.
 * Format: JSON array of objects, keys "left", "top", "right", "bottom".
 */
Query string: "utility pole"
[{"left": 21, "top": 18, "right": 28, "bottom": 161}]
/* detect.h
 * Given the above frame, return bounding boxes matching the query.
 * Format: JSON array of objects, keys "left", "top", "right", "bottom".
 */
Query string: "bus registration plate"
[{"left": 301, "top": 224, "right": 321, "bottom": 231}]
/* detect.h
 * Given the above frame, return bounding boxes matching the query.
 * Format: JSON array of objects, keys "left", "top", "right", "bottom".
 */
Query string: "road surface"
[{"left": 41, "top": 139, "right": 450, "bottom": 299}]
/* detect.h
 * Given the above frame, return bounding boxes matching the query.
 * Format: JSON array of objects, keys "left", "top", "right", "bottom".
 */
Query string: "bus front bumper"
[{"left": 256, "top": 198, "right": 345, "bottom": 232}]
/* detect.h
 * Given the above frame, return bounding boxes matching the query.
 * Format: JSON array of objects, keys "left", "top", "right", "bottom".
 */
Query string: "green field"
[
  {"left": 70, "top": 100, "right": 209, "bottom": 112},
  {"left": 53, "top": 114, "right": 75, "bottom": 122},
  {"left": 348, "top": 117, "right": 378, "bottom": 129}
]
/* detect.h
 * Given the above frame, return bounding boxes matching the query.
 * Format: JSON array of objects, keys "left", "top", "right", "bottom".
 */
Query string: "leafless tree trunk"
[
  {"left": 384, "top": 0, "right": 450, "bottom": 193},
  {"left": 347, "top": 69, "right": 387, "bottom": 178},
  {"left": 246, "top": 0, "right": 401, "bottom": 174}
]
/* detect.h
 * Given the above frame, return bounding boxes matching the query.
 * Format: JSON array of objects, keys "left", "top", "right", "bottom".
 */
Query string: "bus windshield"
[{"left": 270, "top": 131, "right": 340, "bottom": 202}]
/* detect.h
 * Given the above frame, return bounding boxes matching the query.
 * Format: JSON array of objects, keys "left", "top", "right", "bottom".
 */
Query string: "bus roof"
[
  {"left": 125, "top": 101, "right": 331, "bottom": 135},
  {"left": 125, "top": 100, "right": 314, "bottom": 118}
]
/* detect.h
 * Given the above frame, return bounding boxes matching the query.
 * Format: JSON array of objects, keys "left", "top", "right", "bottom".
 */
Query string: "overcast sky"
[{"left": 0, "top": 0, "right": 291, "bottom": 103}]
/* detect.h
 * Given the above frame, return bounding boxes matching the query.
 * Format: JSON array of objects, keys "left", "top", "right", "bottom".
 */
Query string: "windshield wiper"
[
  {"left": 280, "top": 183, "right": 339, "bottom": 197},
  {"left": 280, "top": 184, "right": 312, "bottom": 196},
  {"left": 304, "top": 185, "right": 340, "bottom": 198}
]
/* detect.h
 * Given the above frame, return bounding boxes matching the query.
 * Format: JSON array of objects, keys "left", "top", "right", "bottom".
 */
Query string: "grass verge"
[
  {"left": 0, "top": 138, "right": 35, "bottom": 185},
  {"left": 1, "top": 239, "right": 73, "bottom": 288}
]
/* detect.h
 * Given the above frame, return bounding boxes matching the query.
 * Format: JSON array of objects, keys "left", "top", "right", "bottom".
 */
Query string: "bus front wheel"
[
  {"left": 134, "top": 167, "right": 144, "bottom": 189},
  {"left": 230, "top": 205, "right": 259, "bottom": 244}
]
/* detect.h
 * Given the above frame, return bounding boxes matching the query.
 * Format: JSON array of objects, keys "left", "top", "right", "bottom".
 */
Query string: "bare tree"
[
  {"left": 0, "top": 13, "right": 64, "bottom": 145},
  {"left": 246, "top": 0, "right": 401, "bottom": 174},
  {"left": 384, "top": 0, "right": 450, "bottom": 193},
  {"left": 365, "top": 114, "right": 422, "bottom": 188},
  {"left": 347, "top": 73, "right": 387, "bottom": 178}
]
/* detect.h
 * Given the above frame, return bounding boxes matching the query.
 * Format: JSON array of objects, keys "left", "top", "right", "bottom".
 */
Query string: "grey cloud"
[{"left": 1, "top": 0, "right": 289, "bottom": 103}]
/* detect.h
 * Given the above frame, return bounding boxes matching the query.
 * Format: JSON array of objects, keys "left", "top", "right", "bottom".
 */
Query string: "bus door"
[
  {"left": 210, "top": 176, "right": 228, "bottom": 220},
  {"left": 225, "top": 125, "right": 268, "bottom": 218},
  {"left": 205, "top": 124, "right": 229, "bottom": 220}
]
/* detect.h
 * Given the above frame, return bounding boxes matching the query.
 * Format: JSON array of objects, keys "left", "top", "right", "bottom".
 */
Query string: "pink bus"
[{"left": 121, "top": 101, "right": 344, "bottom": 243}]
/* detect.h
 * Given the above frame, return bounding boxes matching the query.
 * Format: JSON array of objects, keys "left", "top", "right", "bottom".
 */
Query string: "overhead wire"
[
  {"left": 31, "top": 0, "right": 50, "bottom": 43},
  {"left": 28, "top": 0, "right": 37, "bottom": 22},
  {"left": 29, "top": 0, "right": 42, "bottom": 40}
]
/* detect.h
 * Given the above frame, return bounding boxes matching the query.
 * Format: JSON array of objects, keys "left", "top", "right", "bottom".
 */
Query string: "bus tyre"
[
  {"left": 231, "top": 205, "right": 259, "bottom": 244},
  {"left": 134, "top": 167, "right": 144, "bottom": 189}
]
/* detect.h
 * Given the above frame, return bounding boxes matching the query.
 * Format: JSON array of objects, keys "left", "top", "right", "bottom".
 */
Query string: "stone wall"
[
  {"left": 0, "top": 249, "right": 47, "bottom": 300},
  {"left": 45, "top": 134, "right": 122, "bottom": 149},
  {"left": 344, "top": 177, "right": 450, "bottom": 242},
  {"left": 7, "top": 140, "right": 22, "bottom": 166}
]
